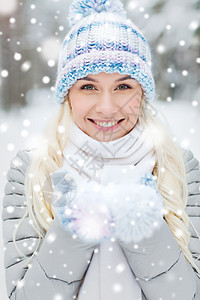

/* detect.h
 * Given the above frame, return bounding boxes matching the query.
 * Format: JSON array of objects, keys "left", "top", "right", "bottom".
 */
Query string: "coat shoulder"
[
  {"left": 8, "top": 147, "right": 37, "bottom": 179},
  {"left": 4, "top": 147, "right": 38, "bottom": 199},
  {"left": 180, "top": 147, "right": 200, "bottom": 173}
]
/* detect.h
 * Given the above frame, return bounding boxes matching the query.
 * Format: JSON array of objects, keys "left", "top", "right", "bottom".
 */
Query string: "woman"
[{"left": 2, "top": 0, "right": 200, "bottom": 299}]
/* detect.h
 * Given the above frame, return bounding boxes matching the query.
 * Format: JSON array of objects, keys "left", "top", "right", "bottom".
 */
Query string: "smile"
[{"left": 88, "top": 118, "right": 124, "bottom": 131}]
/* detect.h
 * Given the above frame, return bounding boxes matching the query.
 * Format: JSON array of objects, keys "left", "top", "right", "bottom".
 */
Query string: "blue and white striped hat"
[{"left": 55, "top": 0, "right": 155, "bottom": 104}]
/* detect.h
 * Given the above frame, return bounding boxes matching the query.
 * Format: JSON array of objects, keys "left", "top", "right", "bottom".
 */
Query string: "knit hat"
[{"left": 54, "top": 0, "right": 155, "bottom": 104}]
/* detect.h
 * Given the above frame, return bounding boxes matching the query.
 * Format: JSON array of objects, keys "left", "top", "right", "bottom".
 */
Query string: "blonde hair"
[{"left": 13, "top": 96, "right": 200, "bottom": 275}]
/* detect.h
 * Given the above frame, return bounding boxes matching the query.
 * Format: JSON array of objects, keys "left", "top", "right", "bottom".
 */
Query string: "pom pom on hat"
[{"left": 69, "top": 0, "right": 127, "bottom": 27}]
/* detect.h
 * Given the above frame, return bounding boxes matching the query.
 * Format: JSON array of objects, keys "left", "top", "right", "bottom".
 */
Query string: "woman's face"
[{"left": 68, "top": 72, "right": 143, "bottom": 142}]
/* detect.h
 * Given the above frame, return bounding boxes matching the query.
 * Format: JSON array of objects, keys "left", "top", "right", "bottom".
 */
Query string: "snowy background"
[{"left": 0, "top": 0, "right": 200, "bottom": 299}]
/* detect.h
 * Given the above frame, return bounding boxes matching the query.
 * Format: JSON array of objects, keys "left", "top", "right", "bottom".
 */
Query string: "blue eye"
[
  {"left": 117, "top": 84, "right": 131, "bottom": 90},
  {"left": 81, "top": 84, "right": 95, "bottom": 90},
  {"left": 80, "top": 84, "right": 132, "bottom": 91}
]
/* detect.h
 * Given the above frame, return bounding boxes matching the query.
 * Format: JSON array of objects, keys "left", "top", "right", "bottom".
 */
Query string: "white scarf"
[{"left": 62, "top": 119, "right": 157, "bottom": 300}]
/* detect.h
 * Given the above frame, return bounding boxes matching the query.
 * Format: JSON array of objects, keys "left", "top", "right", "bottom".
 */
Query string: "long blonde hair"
[{"left": 13, "top": 96, "right": 200, "bottom": 275}]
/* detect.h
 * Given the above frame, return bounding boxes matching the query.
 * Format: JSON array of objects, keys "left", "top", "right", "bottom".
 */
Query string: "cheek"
[
  {"left": 123, "top": 93, "right": 142, "bottom": 116},
  {"left": 70, "top": 96, "right": 91, "bottom": 119}
]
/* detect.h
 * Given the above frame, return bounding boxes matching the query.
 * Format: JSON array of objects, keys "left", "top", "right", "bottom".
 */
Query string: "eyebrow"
[{"left": 78, "top": 75, "right": 133, "bottom": 82}]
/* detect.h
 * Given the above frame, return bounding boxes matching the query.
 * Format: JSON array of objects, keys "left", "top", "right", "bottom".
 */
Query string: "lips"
[
  {"left": 88, "top": 118, "right": 125, "bottom": 132},
  {"left": 88, "top": 118, "right": 124, "bottom": 124}
]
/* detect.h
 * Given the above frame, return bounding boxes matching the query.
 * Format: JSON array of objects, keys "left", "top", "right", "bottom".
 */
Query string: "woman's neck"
[{"left": 62, "top": 119, "right": 157, "bottom": 184}]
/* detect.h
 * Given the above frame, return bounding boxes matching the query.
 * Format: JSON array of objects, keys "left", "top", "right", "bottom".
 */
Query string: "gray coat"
[{"left": 2, "top": 147, "right": 200, "bottom": 300}]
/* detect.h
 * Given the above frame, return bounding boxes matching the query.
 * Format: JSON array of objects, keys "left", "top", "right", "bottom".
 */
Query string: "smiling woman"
[
  {"left": 2, "top": 0, "right": 200, "bottom": 299},
  {"left": 68, "top": 72, "right": 143, "bottom": 141}
]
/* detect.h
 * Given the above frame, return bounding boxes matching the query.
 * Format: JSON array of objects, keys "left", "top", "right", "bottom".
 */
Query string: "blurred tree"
[
  {"left": 125, "top": 0, "right": 200, "bottom": 102},
  {"left": 0, "top": 0, "right": 69, "bottom": 110},
  {"left": 0, "top": 2, "right": 28, "bottom": 109}
]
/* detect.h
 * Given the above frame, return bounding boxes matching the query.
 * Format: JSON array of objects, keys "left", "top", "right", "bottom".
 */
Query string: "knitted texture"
[
  {"left": 69, "top": 0, "right": 126, "bottom": 27},
  {"left": 54, "top": 0, "right": 155, "bottom": 104}
]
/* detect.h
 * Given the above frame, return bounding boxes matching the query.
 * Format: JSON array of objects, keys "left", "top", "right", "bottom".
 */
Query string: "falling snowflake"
[
  {"left": 115, "top": 263, "right": 125, "bottom": 274},
  {"left": 1, "top": 70, "right": 9, "bottom": 77},
  {"left": 21, "top": 61, "right": 32, "bottom": 72},
  {"left": 14, "top": 52, "right": 22, "bottom": 61},
  {"left": 112, "top": 283, "right": 122, "bottom": 293},
  {"left": 0, "top": 0, "right": 17, "bottom": 15},
  {"left": 54, "top": 294, "right": 63, "bottom": 300}
]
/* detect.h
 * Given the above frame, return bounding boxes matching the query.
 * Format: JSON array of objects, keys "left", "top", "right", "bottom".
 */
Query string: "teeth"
[{"left": 94, "top": 120, "right": 119, "bottom": 127}]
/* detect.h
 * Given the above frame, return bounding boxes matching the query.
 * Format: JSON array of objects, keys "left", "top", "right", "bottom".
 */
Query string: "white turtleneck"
[
  {"left": 61, "top": 119, "right": 157, "bottom": 300},
  {"left": 63, "top": 119, "right": 156, "bottom": 185}
]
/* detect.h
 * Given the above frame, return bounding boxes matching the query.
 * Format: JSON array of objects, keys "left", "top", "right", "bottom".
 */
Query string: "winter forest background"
[{"left": 0, "top": 0, "right": 200, "bottom": 299}]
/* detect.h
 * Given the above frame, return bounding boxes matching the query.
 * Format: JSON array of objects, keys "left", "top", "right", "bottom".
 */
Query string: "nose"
[{"left": 95, "top": 92, "right": 118, "bottom": 115}]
